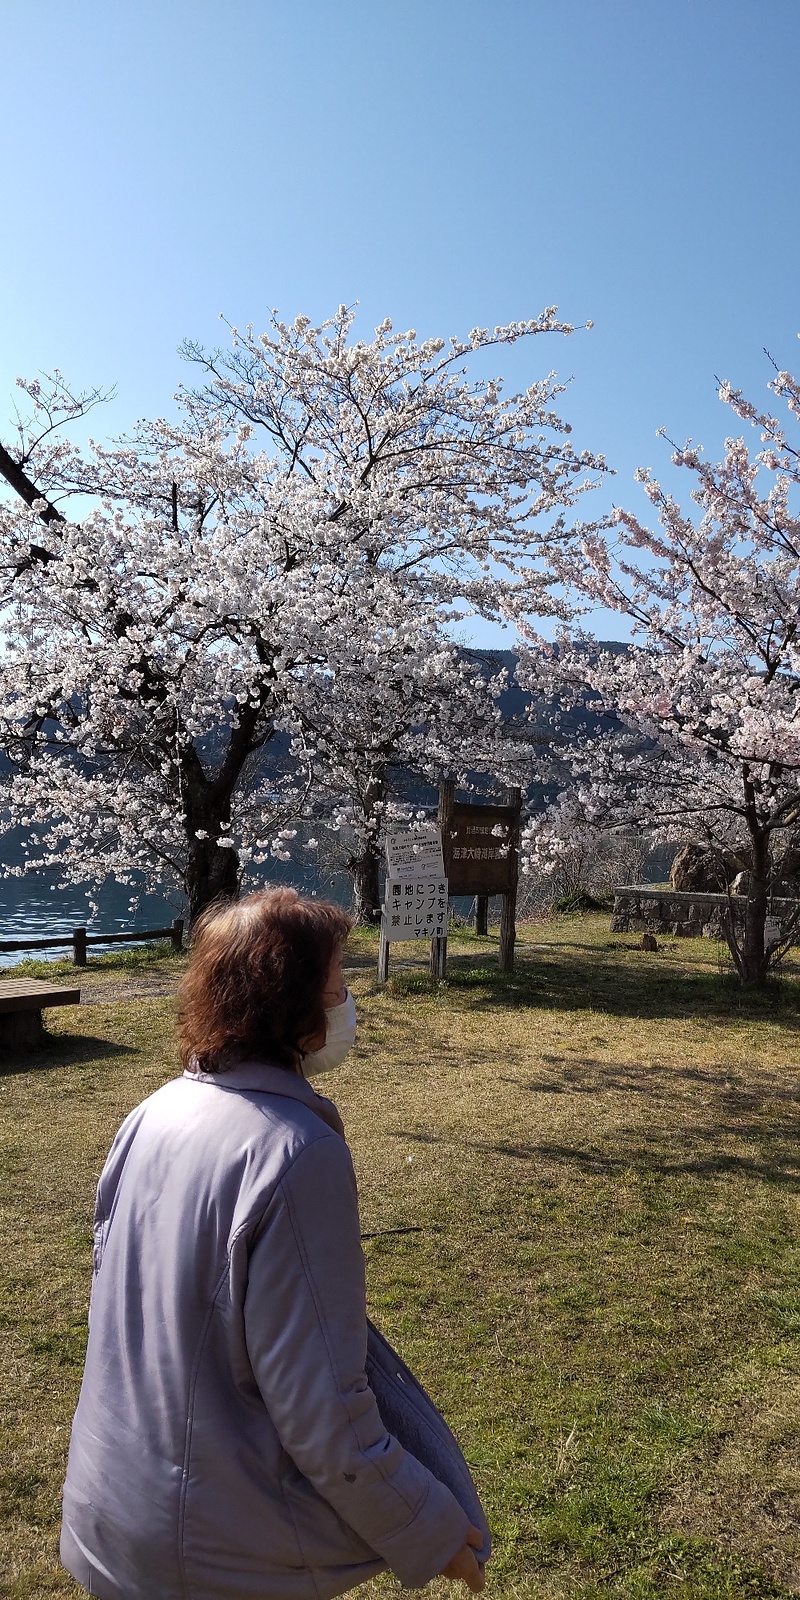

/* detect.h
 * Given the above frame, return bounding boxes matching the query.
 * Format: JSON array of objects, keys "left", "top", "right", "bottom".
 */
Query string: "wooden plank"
[
  {"left": 0, "top": 979, "right": 81, "bottom": 997},
  {"left": 0, "top": 935, "right": 74, "bottom": 952},
  {"left": 0, "top": 920, "right": 183, "bottom": 955},
  {"left": 0, "top": 978, "right": 81, "bottom": 1013}
]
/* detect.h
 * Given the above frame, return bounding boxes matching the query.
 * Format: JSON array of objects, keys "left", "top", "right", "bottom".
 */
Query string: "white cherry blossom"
[
  {"left": 0, "top": 306, "right": 605, "bottom": 923},
  {"left": 517, "top": 357, "right": 800, "bottom": 985}
]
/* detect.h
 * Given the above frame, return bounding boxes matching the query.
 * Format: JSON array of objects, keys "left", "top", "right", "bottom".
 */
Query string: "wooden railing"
[{"left": 0, "top": 918, "right": 184, "bottom": 966}]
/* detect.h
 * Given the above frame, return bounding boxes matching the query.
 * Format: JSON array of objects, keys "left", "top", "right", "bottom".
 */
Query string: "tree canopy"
[
  {"left": 518, "top": 361, "right": 800, "bottom": 983},
  {"left": 0, "top": 306, "right": 604, "bottom": 922}
]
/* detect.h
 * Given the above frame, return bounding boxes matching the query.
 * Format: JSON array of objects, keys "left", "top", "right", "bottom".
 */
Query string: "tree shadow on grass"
[
  {"left": 394, "top": 947, "right": 800, "bottom": 1028},
  {"left": 501, "top": 1060, "right": 800, "bottom": 1109},
  {"left": 0, "top": 1033, "right": 136, "bottom": 1077},
  {"left": 388, "top": 1044, "right": 800, "bottom": 1191},
  {"left": 388, "top": 1122, "right": 800, "bottom": 1190},
  {"left": 476, "top": 1137, "right": 800, "bottom": 1190}
]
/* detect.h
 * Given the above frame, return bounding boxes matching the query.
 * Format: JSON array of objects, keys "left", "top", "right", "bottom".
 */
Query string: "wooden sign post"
[
  {"left": 432, "top": 782, "right": 521, "bottom": 977},
  {"left": 429, "top": 781, "right": 455, "bottom": 979},
  {"left": 376, "top": 784, "right": 521, "bottom": 982}
]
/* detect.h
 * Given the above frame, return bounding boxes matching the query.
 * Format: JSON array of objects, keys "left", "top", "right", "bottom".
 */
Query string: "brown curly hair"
[{"left": 177, "top": 888, "right": 352, "bottom": 1074}]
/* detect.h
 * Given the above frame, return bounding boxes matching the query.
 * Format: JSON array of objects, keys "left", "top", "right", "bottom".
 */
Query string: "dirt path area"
[
  {"left": 72, "top": 947, "right": 381, "bottom": 1006},
  {"left": 67, "top": 969, "right": 184, "bottom": 1006}
]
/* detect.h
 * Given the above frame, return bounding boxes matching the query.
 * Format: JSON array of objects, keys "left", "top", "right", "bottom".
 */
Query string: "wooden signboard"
[
  {"left": 376, "top": 785, "right": 521, "bottom": 983},
  {"left": 447, "top": 803, "right": 516, "bottom": 895},
  {"left": 431, "top": 782, "right": 521, "bottom": 978}
]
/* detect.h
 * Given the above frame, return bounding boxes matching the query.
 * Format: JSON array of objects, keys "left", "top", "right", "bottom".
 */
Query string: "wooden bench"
[{"left": 0, "top": 978, "right": 81, "bottom": 1050}]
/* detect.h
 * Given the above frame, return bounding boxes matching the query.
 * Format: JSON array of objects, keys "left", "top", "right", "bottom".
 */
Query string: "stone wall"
[{"left": 611, "top": 885, "right": 798, "bottom": 940}]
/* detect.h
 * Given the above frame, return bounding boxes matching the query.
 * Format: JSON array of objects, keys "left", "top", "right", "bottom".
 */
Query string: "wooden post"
[
  {"left": 171, "top": 917, "right": 184, "bottom": 952},
  {"left": 499, "top": 898, "right": 515, "bottom": 972},
  {"left": 377, "top": 925, "right": 390, "bottom": 984},
  {"left": 498, "top": 787, "right": 521, "bottom": 973},
  {"left": 475, "top": 895, "right": 489, "bottom": 936},
  {"left": 430, "top": 779, "right": 455, "bottom": 979},
  {"left": 72, "top": 927, "right": 87, "bottom": 967},
  {"left": 429, "top": 931, "right": 447, "bottom": 979},
  {"left": 0, "top": 1010, "right": 44, "bottom": 1049}
]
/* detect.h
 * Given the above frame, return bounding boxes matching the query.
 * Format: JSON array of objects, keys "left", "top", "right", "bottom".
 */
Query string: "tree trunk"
[
  {"left": 185, "top": 831, "right": 241, "bottom": 928},
  {"left": 351, "top": 838, "right": 382, "bottom": 924},
  {"left": 179, "top": 714, "right": 275, "bottom": 929},
  {"left": 723, "top": 785, "right": 771, "bottom": 986},
  {"left": 348, "top": 770, "right": 386, "bottom": 925},
  {"left": 738, "top": 829, "right": 770, "bottom": 985},
  {"left": 182, "top": 770, "right": 241, "bottom": 928}
]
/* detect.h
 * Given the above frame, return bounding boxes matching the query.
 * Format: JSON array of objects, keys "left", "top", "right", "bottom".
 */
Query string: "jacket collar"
[{"left": 183, "top": 1060, "right": 343, "bottom": 1136}]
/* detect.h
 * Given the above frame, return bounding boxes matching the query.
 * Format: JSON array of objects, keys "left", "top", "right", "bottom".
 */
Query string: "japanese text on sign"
[
  {"left": 380, "top": 878, "right": 449, "bottom": 941},
  {"left": 451, "top": 845, "right": 507, "bottom": 860},
  {"left": 384, "top": 824, "right": 446, "bottom": 879},
  {"left": 447, "top": 801, "right": 517, "bottom": 894}
]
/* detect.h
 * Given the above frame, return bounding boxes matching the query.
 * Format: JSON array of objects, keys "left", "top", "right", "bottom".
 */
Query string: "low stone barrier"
[{"left": 611, "top": 886, "right": 798, "bottom": 940}]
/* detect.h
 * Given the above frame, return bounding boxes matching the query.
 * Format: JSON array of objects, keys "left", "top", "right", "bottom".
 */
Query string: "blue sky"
[{"left": 2, "top": 0, "right": 799, "bottom": 644}]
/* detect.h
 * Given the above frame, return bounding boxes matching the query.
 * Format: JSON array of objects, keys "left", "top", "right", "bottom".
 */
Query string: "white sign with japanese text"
[
  {"left": 384, "top": 824, "right": 445, "bottom": 880},
  {"left": 381, "top": 876, "right": 449, "bottom": 941}
]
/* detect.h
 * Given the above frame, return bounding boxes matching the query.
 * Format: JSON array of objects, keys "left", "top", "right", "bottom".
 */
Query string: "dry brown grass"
[{"left": 2, "top": 917, "right": 800, "bottom": 1598}]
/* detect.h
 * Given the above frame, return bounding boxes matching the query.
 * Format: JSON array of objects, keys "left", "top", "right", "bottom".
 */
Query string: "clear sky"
[{"left": 2, "top": 0, "right": 799, "bottom": 644}]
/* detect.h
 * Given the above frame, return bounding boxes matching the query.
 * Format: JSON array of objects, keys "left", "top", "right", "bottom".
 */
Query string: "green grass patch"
[
  {"left": 1, "top": 916, "right": 800, "bottom": 1597},
  {"left": 1, "top": 939, "right": 184, "bottom": 982}
]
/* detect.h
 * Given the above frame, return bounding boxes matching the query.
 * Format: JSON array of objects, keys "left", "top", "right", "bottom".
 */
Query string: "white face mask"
[{"left": 302, "top": 989, "right": 357, "bottom": 1077}]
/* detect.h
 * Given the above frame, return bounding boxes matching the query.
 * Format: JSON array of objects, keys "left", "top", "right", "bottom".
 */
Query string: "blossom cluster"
[
  {"left": 515, "top": 357, "right": 800, "bottom": 978},
  {"left": 0, "top": 306, "right": 604, "bottom": 920}
]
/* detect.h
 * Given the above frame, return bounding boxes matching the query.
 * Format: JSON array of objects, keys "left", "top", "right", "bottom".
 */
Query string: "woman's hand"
[{"left": 440, "top": 1526, "right": 486, "bottom": 1592}]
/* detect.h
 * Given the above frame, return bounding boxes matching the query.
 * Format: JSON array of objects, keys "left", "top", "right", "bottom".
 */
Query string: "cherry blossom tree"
[
  {"left": 517, "top": 361, "right": 800, "bottom": 984},
  {"left": 0, "top": 307, "right": 605, "bottom": 925},
  {"left": 287, "top": 621, "right": 523, "bottom": 922},
  {"left": 0, "top": 406, "right": 325, "bottom": 923}
]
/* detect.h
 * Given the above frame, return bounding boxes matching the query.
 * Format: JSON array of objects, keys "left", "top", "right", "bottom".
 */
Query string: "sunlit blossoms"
[
  {"left": 517, "top": 358, "right": 800, "bottom": 984},
  {"left": 0, "top": 307, "right": 605, "bottom": 923}
]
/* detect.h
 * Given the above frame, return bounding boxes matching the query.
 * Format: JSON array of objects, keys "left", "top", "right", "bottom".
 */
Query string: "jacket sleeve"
[{"left": 242, "top": 1133, "right": 470, "bottom": 1588}]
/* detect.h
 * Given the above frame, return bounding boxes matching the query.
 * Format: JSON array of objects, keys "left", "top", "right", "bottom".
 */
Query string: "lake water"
[
  {"left": 0, "top": 873, "right": 180, "bottom": 966},
  {"left": 0, "top": 855, "right": 354, "bottom": 967}
]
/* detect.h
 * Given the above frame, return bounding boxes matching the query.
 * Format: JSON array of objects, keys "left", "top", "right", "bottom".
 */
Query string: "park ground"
[{"left": 1, "top": 915, "right": 800, "bottom": 1600}]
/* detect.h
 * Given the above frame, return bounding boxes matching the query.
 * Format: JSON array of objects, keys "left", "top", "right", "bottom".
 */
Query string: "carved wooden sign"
[
  {"left": 377, "top": 784, "right": 521, "bottom": 982},
  {"left": 445, "top": 802, "right": 517, "bottom": 895}
]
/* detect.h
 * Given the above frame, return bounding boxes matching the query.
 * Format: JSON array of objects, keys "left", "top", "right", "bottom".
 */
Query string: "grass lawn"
[{"left": 1, "top": 916, "right": 800, "bottom": 1599}]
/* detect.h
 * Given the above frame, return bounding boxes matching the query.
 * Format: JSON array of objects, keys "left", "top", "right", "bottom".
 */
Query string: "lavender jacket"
[{"left": 60, "top": 1063, "right": 475, "bottom": 1600}]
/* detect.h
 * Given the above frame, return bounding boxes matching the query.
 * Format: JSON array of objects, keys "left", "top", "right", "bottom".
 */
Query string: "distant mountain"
[{"left": 0, "top": 647, "right": 629, "bottom": 879}]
